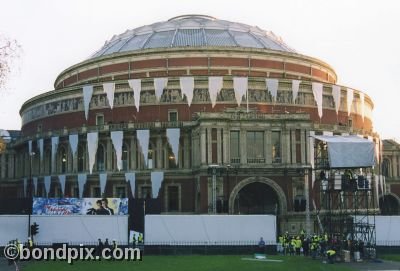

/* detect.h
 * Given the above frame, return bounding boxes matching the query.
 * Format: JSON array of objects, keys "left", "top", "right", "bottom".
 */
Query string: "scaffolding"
[{"left": 313, "top": 138, "right": 377, "bottom": 258}]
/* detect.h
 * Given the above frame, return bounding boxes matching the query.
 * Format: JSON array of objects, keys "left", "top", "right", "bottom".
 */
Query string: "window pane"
[
  {"left": 272, "top": 131, "right": 281, "bottom": 163},
  {"left": 230, "top": 131, "right": 240, "bottom": 163},
  {"left": 247, "top": 131, "right": 264, "bottom": 163}
]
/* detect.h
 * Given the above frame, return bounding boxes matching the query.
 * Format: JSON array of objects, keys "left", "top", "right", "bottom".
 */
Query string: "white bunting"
[
  {"left": 111, "top": 131, "right": 124, "bottom": 171},
  {"left": 38, "top": 139, "right": 44, "bottom": 162},
  {"left": 151, "top": 171, "right": 164, "bottom": 198},
  {"left": 347, "top": 88, "right": 354, "bottom": 116},
  {"left": 128, "top": 79, "right": 142, "bottom": 111},
  {"left": 58, "top": 175, "right": 66, "bottom": 196},
  {"left": 233, "top": 77, "right": 248, "bottom": 107},
  {"left": 125, "top": 172, "right": 136, "bottom": 198},
  {"left": 154, "top": 78, "right": 168, "bottom": 102},
  {"left": 87, "top": 132, "right": 99, "bottom": 174},
  {"left": 33, "top": 177, "right": 38, "bottom": 196},
  {"left": 166, "top": 128, "right": 180, "bottom": 165},
  {"left": 180, "top": 77, "right": 195, "bottom": 107},
  {"left": 292, "top": 80, "right": 301, "bottom": 104},
  {"left": 136, "top": 130, "right": 150, "bottom": 167},
  {"left": 208, "top": 76, "right": 223, "bottom": 108},
  {"left": 44, "top": 176, "right": 51, "bottom": 197},
  {"left": 103, "top": 82, "right": 115, "bottom": 109},
  {"left": 331, "top": 85, "right": 341, "bottom": 115},
  {"left": 312, "top": 82, "right": 323, "bottom": 119},
  {"left": 69, "top": 134, "right": 79, "bottom": 158},
  {"left": 51, "top": 137, "right": 59, "bottom": 173},
  {"left": 23, "top": 178, "right": 27, "bottom": 197},
  {"left": 266, "top": 78, "right": 279, "bottom": 103},
  {"left": 28, "top": 140, "right": 32, "bottom": 155},
  {"left": 99, "top": 173, "right": 107, "bottom": 195},
  {"left": 78, "top": 173, "right": 87, "bottom": 198},
  {"left": 360, "top": 92, "right": 365, "bottom": 121},
  {"left": 83, "top": 85, "right": 94, "bottom": 120}
]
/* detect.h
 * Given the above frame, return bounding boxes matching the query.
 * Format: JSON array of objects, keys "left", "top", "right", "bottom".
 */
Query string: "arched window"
[
  {"left": 97, "top": 144, "right": 106, "bottom": 171},
  {"left": 122, "top": 143, "right": 128, "bottom": 171},
  {"left": 59, "top": 146, "right": 67, "bottom": 173},
  {"left": 78, "top": 144, "right": 86, "bottom": 172}
]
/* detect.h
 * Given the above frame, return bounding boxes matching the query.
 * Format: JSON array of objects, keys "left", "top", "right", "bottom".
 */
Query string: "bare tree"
[{"left": 0, "top": 34, "right": 21, "bottom": 91}]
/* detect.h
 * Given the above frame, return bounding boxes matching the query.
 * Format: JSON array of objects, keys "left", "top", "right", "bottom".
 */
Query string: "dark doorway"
[
  {"left": 379, "top": 195, "right": 400, "bottom": 215},
  {"left": 233, "top": 182, "right": 279, "bottom": 214}
]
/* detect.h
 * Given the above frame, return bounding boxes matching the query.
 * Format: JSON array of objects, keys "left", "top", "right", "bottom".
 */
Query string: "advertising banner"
[{"left": 32, "top": 198, "right": 128, "bottom": 215}]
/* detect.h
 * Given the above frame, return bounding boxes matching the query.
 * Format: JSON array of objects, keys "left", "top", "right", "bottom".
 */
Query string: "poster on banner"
[{"left": 32, "top": 198, "right": 128, "bottom": 215}]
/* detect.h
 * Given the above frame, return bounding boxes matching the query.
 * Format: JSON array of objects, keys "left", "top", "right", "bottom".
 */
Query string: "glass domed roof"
[{"left": 90, "top": 15, "right": 295, "bottom": 58}]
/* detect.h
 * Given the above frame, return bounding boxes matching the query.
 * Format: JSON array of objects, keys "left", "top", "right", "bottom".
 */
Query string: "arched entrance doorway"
[
  {"left": 228, "top": 177, "right": 287, "bottom": 215},
  {"left": 379, "top": 194, "right": 400, "bottom": 215}
]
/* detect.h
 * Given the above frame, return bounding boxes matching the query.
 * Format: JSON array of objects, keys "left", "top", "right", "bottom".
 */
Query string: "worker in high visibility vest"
[
  {"left": 138, "top": 233, "right": 143, "bottom": 244},
  {"left": 295, "top": 237, "right": 302, "bottom": 255},
  {"left": 326, "top": 248, "right": 336, "bottom": 264}
]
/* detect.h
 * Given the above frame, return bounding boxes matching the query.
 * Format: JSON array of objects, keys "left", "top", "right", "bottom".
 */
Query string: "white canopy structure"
[{"left": 313, "top": 135, "right": 375, "bottom": 168}]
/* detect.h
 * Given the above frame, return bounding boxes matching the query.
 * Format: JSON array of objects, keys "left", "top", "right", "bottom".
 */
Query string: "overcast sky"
[{"left": 0, "top": 0, "right": 399, "bottom": 140}]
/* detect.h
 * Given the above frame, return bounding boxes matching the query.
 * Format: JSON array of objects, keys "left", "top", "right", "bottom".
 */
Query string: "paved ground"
[
  {"left": 346, "top": 259, "right": 400, "bottom": 271},
  {"left": 0, "top": 258, "right": 28, "bottom": 271}
]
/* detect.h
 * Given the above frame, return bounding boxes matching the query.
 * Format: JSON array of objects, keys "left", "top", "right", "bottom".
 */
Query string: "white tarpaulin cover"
[
  {"left": 78, "top": 174, "right": 87, "bottom": 198},
  {"left": 128, "top": 79, "right": 141, "bottom": 111},
  {"left": 353, "top": 216, "right": 400, "bottom": 245},
  {"left": 111, "top": 131, "right": 124, "bottom": 171},
  {"left": 136, "top": 130, "right": 150, "bottom": 167},
  {"left": 266, "top": 78, "right": 279, "bottom": 103},
  {"left": 154, "top": 77, "right": 168, "bottom": 102},
  {"left": 208, "top": 76, "right": 223, "bottom": 108},
  {"left": 312, "top": 82, "right": 323, "bottom": 118},
  {"left": 331, "top": 85, "right": 341, "bottom": 115},
  {"left": 83, "top": 85, "right": 93, "bottom": 120},
  {"left": 58, "top": 175, "right": 66, "bottom": 195},
  {"left": 233, "top": 77, "right": 247, "bottom": 107},
  {"left": 151, "top": 171, "right": 163, "bottom": 198},
  {"left": 292, "top": 80, "right": 301, "bottom": 103},
  {"left": 166, "top": 128, "right": 180, "bottom": 165},
  {"left": 69, "top": 134, "right": 79, "bottom": 158},
  {"left": 51, "top": 136, "right": 59, "bottom": 173},
  {"left": 145, "top": 215, "right": 276, "bottom": 245},
  {"left": 87, "top": 132, "right": 98, "bottom": 174},
  {"left": 180, "top": 77, "right": 194, "bottom": 107},
  {"left": 38, "top": 138, "right": 44, "bottom": 161},
  {"left": 360, "top": 92, "right": 365, "bottom": 121},
  {"left": 347, "top": 88, "right": 354, "bottom": 116},
  {"left": 0, "top": 215, "right": 128, "bottom": 245},
  {"left": 313, "top": 135, "right": 375, "bottom": 168},
  {"left": 103, "top": 82, "right": 115, "bottom": 109},
  {"left": 33, "top": 177, "right": 38, "bottom": 195},
  {"left": 99, "top": 173, "right": 107, "bottom": 195},
  {"left": 44, "top": 176, "right": 51, "bottom": 197},
  {"left": 125, "top": 172, "right": 136, "bottom": 198}
]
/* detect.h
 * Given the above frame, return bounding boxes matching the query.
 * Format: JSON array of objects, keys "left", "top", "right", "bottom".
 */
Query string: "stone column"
[
  {"left": 106, "top": 137, "right": 113, "bottom": 171},
  {"left": 223, "top": 128, "right": 229, "bottom": 164},
  {"left": 130, "top": 136, "right": 136, "bottom": 170},
  {"left": 291, "top": 130, "right": 296, "bottom": 164},
  {"left": 184, "top": 133, "right": 190, "bottom": 169},
  {"left": 240, "top": 129, "right": 247, "bottom": 165},
  {"left": 265, "top": 130, "right": 272, "bottom": 164},
  {"left": 217, "top": 128, "right": 222, "bottom": 164},
  {"left": 300, "top": 129, "right": 306, "bottom": 164},
  {"left": 207, "top": 128, "right": 212, "bottom": 165},
  {"left": 200, "top": 129, "right": 206, "bottom": 165},
  {"left": 156, "top": 134, "right": 162, "bottom": 169}
]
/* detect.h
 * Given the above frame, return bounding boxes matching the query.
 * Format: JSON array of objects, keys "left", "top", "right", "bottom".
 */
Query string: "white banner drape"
[
  {"left": 58, "top": 175, "right": 66, "bottom": 196},
  {"left": 292, "top": 80, "right": 301, "bottom": 104},
  {"left": 87, "top": 132, "right": 99, "bottom": 174},
  {"left": 154, "top": 78, "right": 168, "bottom": 102},
  {"left": 44, "top": 176, "right": 51, "bottom": 197},
  {"left": 233, "top": 77, "right": 247, "bottom": 107},
  {"left": 360, "top": 92, "right": 365, "bottom": 121},
  {"left": 78, "top": 173, "right": 87, "bottom": 198},
  {"left": 347, "top": 88, "right": 354, "bottom": 116},
  {"left": 125, "top": 172, "right": 136, "bottom": 198},
  {"left": 312, "top": 82, "right": 323, "bottom": 119},
  {"left": 69, "top": 134, "right": 79, "bottom": 158},
  {"left": 51, "top": 137, "right": 59, "bottom": 173},
  {"left": 38, "top": 139, "right": 44, "bottom": 162},
  {"left": 266, "top": 78, "right": 279, "bottom": 103},
  {"left": 83, "top": 85, "right": 94, "bottom": 120},
  {"left": 33, "top": 177, "right": 38, "bottom": 196},
  {"left": 128, "top": 79, "right": 141, "bottom": 111},
  {"left": 111, "top": 131, "right": 124, "bottom": 171},
  {"left": 180, "top": 77, "right": 194, "bottom": 107},
  {"left": 99, "top": 173, "right": 107, "bottom": 196},
  {"left": 331, "top": 85, "right": 341, "bottom": 115},
  {"left": 166, "top": 128, "right": 180, "bottom": 165},
  {"left": 136, "top": 130, "right": 150, "bottom": 167},
  {"left": 103, "top": 82, "right": 115, "bottom": 109},
  {"left": 208, "top": 76, "right": 223, "bottom": 108},
  {"left": 151, "top": 171, "right": 164, "bottom": 198}
]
